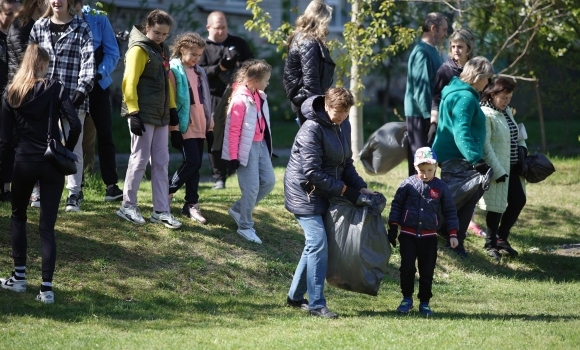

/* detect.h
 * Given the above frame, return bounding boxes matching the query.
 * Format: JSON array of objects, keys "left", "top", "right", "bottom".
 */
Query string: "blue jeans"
[{"left": 288, "top": 214, "right": 328, "bottom": 310}]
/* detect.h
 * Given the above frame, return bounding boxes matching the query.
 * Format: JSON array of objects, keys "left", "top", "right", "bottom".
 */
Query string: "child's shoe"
[
  {"left": 0, "top": 274, "right": 27, "bottom": 292},
  {"left": 419, "top": 303, "right": 434, "bottom": 316},
  {"left": 468, "top": 221, "right": 486, "bottom": 238},
  {"left": 36, "top": 290, "right": 54, "bottom": 304},
  {"left": 396, "top": 298, "right": 414, "bottom": 313}
]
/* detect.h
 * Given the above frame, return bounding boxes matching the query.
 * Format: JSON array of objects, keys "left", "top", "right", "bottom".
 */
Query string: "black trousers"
[
  {"left": 406, "top": 116, "right": 431, "bottom": 176},
  {"left": 88, "top": 83, "right": 118, "bottom": 186},
  {"left": 169, "top": 138, "right": 204, "bottom": 204},
  {"left": 208, "top": 95, "right": 231, "bottom": 183},
  {"left": 10, "top": 161, "right": 64, "bottom": 281},
  {"left": 399, "top": 234, "right": 438, "bottom": 303},
  {"left": 486, "top": 166, "right": 527, "bottom": 242},
  {"left": 439, "top": 186, "right": 485, "bottom": 249}
]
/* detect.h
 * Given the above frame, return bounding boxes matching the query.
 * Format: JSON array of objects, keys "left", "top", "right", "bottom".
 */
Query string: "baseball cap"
[{"left": 414, "top": 147, "right": 438, "bottom": 166}]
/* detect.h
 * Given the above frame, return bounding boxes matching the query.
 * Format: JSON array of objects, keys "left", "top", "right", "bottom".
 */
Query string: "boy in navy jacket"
[{"left": 388, "top": 147, "right": 459, "bottom": 316}]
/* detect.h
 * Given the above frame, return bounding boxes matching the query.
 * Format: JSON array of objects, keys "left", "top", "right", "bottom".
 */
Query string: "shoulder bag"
[{"left": 44, "top": 91, "right": 78, "bottom": 175}]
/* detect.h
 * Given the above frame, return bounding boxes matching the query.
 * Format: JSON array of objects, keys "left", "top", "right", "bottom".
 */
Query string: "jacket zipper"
[{"left": 334, "top": 125, "right": 344, "bottom": 179}]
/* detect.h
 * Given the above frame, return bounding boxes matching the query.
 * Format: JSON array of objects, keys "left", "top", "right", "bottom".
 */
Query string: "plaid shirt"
[{"left": 30, "top": 16, "right": 94, "bottom": 115}]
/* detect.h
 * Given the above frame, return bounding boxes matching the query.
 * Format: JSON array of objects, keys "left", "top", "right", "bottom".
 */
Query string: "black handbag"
[{"left": 44, "top": 95, "right": 78, "bottom": 175}]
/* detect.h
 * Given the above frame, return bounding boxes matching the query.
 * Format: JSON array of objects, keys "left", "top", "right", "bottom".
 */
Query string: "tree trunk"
[
  {"left": 533, "top": 79, "right": 547, "bottom": 153},
  {"left": 349, "top": 0, "right": 364, "bottom": 160}
]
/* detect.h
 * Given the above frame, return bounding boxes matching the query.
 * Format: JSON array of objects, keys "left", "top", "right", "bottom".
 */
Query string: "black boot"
[
  {"left": 497, "top": 239, "right": 519, "bottom": 257},
  {"left": 483, "top": 226, "right": 497, "bottom": 250}
]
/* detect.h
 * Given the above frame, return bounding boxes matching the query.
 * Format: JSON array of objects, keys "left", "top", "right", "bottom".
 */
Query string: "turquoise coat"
[{"left": 478, "top": 105, "right": 527, "bottom": 213}]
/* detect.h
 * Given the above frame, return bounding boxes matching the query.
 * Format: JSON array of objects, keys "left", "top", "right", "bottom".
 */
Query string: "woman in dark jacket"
[
  {"left": 283, "top": 0, "right": 335, "bottom": 125},
  {"left": 0, "top": 44, "right": 81, "bottom": 304},
  {"left": 285, "top": 88, "right": 374, "bottom": 318}
]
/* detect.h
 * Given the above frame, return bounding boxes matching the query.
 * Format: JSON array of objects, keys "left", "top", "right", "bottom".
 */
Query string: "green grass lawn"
[{"left": 1, "top": 159, "right": 580, "bottom": 348}]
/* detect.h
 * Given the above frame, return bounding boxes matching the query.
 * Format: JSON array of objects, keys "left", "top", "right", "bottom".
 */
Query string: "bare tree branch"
[
  {"left": 394, "top": 0, "right": 468, "bottom": 13},
  {"left": 496, "top": 73, "right": 537, "bottom": 82}
]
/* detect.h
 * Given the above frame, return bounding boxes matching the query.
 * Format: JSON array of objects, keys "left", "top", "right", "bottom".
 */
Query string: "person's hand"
[
  {"left": 169, "top": 108, "right": 179, "bottom": 126},
  {"left": 388, "top": 224, "right": 398, "bottom": 248},
  {"left": 170, "top": 130, "right": 183, "bottom": 150},
  {"left": 450, "top": 237, "right": 459, "bottom": 249},
  {"left": 359, "top": 188, "right": 376, "bottom": 196},
  {"left": 473, "top": 160, "right": 491, "bottom": 175},
  {"left": 95, "top": 72, "right": 103, "bottom": 81},
  {"left": 130, "top": 113, "right": 146, "bottom": 136},
  {"left": 72, "top": 91, "right": 85, "bottom": 107},
  {"left": 427, "top": 122, "right": 437, "bottom": 145},
  {"left": 496, "top": 174, "right": 508, "bottom": 183},
  {"left": 343, "top": 187, "right": 361, "bottom": 204},
  {"left": 220, "top": 57, "right": 238, "bottom": 70},
  {"left": 231, "top": 159, "right": 240, "bottom": 170}
]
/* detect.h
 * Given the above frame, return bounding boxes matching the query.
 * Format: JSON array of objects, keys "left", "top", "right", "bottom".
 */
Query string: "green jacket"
[
  {"left": 121, "top": 26, "right": 171, "bottom": 126},
  {"left": 478, "top": 105, "right": 526, "bottom": 213},
  {"left": 432, "top": 76, "right": 485, "bottom": 164},
  {"left": 404, "top": 40, "right": 442, "bottom": 119}
]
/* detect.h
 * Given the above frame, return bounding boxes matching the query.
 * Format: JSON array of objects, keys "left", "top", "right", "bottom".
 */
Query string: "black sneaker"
[
  {"left": 487, "top": 248, "right": 502, "bottom": 262},
  {"left": 497, "top": 240, "right": 519, "bottom": 257},
  {"left": 286, "top": 296, "right": 309, "bottom": 311},
  {"left": 0, "top": 190, "right": 11, "bottom": 202},
  {"left": 451, "top": 246, "right": 468, "bottom": 258},
  {"left": 105, "top": 184, "right": 123, "bottom": 202},
  {"left": 309, "top": 306, "right": 338, "bottom": 319},
  {"left": 65, "top": 193, "right": 81, "bottom": 212}
]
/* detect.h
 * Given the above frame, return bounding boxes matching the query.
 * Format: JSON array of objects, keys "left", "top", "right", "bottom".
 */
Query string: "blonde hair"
[
  {"left": 170, "top": 32, "right": 205, "bottom": 58},
  {"left": 448, "top": 28, "right": 476, "bottom": 60},
  {"left": 229, "top": 59, "right": 272, "bottom": 104},
  {"left": 459, "top": 56, "right": 494, "bottom": 85},
  {"left": 288, "top": 0, "right": 332, "bottom": 47},
  {"left": 325, "top": 87, "right": 354, "bottom": 111},
  {"left": 7, "top": 43, "right": 50, "bottom": 107},
  {"left": 43, "top": 0, "right": 76, "bottom": 18}
]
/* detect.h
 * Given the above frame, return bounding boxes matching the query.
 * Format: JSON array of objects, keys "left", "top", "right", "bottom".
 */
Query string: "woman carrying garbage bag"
[{"left": 284, "top": 88, "right": 375, "bottom": 319}]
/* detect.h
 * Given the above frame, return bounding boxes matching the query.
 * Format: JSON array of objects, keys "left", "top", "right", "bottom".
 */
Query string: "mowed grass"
[{"left": 1, "top": 158, "right": 580, "bottom": 349}]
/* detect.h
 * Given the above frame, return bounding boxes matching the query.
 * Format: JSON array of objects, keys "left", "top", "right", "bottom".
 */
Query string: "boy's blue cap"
[{"left": 414, "top": 147, "right": 437, "bottom": 166}]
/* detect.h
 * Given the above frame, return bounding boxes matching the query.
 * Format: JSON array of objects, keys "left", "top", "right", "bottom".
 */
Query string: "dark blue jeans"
[{"left": 169, "top": 138, "right": 204, "bottom": 204}]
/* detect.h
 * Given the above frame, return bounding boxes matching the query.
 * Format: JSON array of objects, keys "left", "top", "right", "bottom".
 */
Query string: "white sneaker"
[
  {"left": 0, "top": 275, "right": 27, "bottom": 292},
  {"left": 237, "top": 228, "right": 262, "bottom": 244},
  {"left": 36, "top": 290, "right": 54, "bottom": 304},
  {"left": 228, "top": 207, "right": 241, "bottom": 227},
  {"left": 150, "top": 211, "right": 182, "bottom": 229},
  {"left": 182, "top": 203, "right": 207, "bottom": 224},
  {"left": 117, "top": 206, "right": 146, "bottom": 225},
  {"left": 30, "top": 184, "right": 40, "bottom": 208}
]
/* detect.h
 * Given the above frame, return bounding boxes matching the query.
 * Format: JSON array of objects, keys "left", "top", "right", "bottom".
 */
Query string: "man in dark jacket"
[{"left": 198, "top": 11, "right": 254, "bottom": 190}]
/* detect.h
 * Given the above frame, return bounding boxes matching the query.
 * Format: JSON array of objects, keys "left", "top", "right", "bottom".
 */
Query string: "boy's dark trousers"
[{"left": 399, "top": 234, "right": 438, "bottom": 303}]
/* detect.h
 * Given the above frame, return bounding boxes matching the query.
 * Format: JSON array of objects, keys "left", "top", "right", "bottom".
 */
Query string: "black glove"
[
  {"left": 129, "top": 113, "right": 146, "bottom": 136},
  {"left": 169, "top": 108, "right": 179, "bottom": 126},
  {"left": 343, "top": 187, "right": 361, "bottom": 204},
  {"left": 473, "top": 160, "right": 491, "bottom": 175},
  {"left": 220, "top": 57, "right": 238, "bottom": 70},
  {"left": 72, "top": 91, "right": 85, "bottom": 107},
  {"left": 95, "top": 72, "right": 103, "bottom": 81},
  {"left": 388, "top": 224, "right": 398, "bottom": 248},
  {"left": 427, "top": 122, "right": 437, "bottom": 145},
  {"left": 496, "top": 174, "right": 508, "bottom": 183},
  {"left": 170, "top": 130, "right": 183, "bottom": 150},
  {"left": 231, "top": 159, "right": 240, "bottom": 170}
]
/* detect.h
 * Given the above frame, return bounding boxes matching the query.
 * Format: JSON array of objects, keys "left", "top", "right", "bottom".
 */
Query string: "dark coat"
[
  {"left": 284, "top": 95, "right": 367, "bottom": 215},
  {"left": 283, "top": 35, "right": 335, "bottom": 113},
  {"left": 0, "top": 79, "right": 80, "bottom": 177},
  {"left": 388, "top": 175, "right": 459, "bottom": 234},
  {"left": 431, "top": 58, "right": 463, "bottom": 112},
  {"left": 7, "top": 17, "right": 34, "bottom": 83}
]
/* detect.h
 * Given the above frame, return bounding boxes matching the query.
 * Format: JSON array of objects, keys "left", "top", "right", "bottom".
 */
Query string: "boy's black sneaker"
[
  {"left": 451, "top": 246, "right": 468, "bottom": 258},
  {"left": 309, "top": 306, "right": 338, "bottom": 319},
  {"left": 497, "top": 240, "right": 518, "bottom": 257},
  {"left": 487, "top": 248, "right": 502, "bottom": 262},
  {"left": 105, "top": 185, "right": 123, "bottom": 202},
  {"left": 286, "top": 296, "right": 309, "bottom": 310}
]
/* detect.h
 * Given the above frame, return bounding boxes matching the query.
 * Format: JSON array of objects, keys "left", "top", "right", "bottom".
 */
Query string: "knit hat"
[{"left": 414, "top": 147, "right": 438, "bottom": 166}]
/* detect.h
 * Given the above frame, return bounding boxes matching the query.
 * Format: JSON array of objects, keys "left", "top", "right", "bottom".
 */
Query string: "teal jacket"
[
  {"left": 404, "top": 40, "right": 442, "bottom": 119},
  {"left": 170, "top": 58, "right": 191, "bottom": 133},
  {"left": 432, "top": 76, "right": 485, "bottom": 164}
]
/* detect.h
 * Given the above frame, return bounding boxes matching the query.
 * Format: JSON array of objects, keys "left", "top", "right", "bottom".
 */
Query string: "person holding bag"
[{"left": 0, "top": 44, "right": 81, "bottom": 304}]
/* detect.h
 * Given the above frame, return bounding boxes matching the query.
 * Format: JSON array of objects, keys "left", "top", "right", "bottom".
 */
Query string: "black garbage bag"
[
  {"left": 440, "top": 159, "right": 494, "bottom": 208},
  {"left": 324, "top": 193, "right": 390, "bottom": 296},
  {"left": 520, "top": 153, "right": 555, "bottom": 183},
  {"left": 359, "top": 122, "right": 408, "bottom": 175}
]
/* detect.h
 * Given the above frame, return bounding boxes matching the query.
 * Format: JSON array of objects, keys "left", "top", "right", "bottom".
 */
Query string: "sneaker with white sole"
[
  {"left": 0, "top": 275, "right": 27, "bottom": 292},
  {"left": 105, "top": 185, "right": 123, "bottom": 202},
  {"left": 117, "top": 205, "right": 146, "bottom": 225},
  {"left": 182, "top": 203, "right": 207, "bottom": 224},
  {"left": 65, "top": 193, "right": 81, "bottom": 212},
  {"left": 30, "top": 183, "right": 40, "bottom": 208},
  {"left": 150, "top": 211, "right": 182, "bottom": 229},
  {"left": 36, "top": 290, "right": 54, "bottom": 304},
  {"left": 237, "top": 227, "right": 262, "bottom": 244},
  {"left": 228, "top": 207, "right": 241, "bottom": 227}
]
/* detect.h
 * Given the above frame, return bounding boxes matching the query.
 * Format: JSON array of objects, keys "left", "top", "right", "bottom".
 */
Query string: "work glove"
[
  {"left": 130, "top": 113, "right": 146, "bottom": 136},
  {"left": 220, "top": 57, "right": 238, "bottom": 70},
  {"left": 169, "top": 108, "right": 179, "bottom": 126},
  {"left": 170, "top": 130, "right": 183, "bottom": 150},
  {"left": 473, "top": 160, "right": 491, "bottom": 175},
  {"left": 72, "top": 91, "right": 85, "bottom": 107},
  {"left": 496, "top": 174, "right": 508, "bottom": 183},
  {"left": 231, "top": 159, "right": 240, "bottom": 170},
  {"left": 427, "top": 122, "right": 437, "bottom": 145},
  {"left": 388, "top": 224, "right": 398, "bottom": 248},
  {"left": 343, "top": 187, "right": 361, "bottom": 205}
]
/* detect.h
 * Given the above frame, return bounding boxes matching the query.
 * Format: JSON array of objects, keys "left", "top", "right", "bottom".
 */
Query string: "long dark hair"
[
  {"left": 142, "top": 9, "right": 173, "bottom": 33},
  {"left": 15, "top": 0, "right": 44, "bottom": 27},
  {"left": 480, "top": 77, "right": 517, "bottom": 102}
]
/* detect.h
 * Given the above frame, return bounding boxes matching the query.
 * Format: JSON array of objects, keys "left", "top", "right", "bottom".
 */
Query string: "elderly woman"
[
  {"left": 432, "top": 56, "right": 494, "bottom": 257},
  {"left": 478, "top": 78, "right": 527, "bottom": 260},
  {"left": 283, "top": 0, "right": 335, "bottom": 125},
  {"left": 284, "top": 88, "right": 374, "bottom": 319}
]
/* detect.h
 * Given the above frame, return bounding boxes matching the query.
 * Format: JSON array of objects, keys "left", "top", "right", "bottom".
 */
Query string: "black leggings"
[
  {"left": 10, "top": 161, "right": 64, "bottom": 282},
  {"left": 169, "top": 138, "right": 204, "bottom": 204},
  {"left": 486, "top": 167, "right": 526, "bottom": 242}
]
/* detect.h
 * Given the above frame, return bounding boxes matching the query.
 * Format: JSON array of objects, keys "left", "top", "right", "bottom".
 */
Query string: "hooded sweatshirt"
[
  {"left": 0, "top": 79, "right": 81, "bottom": 173},
  {"left": 431, "top": 58, "right": 463, "bottom": 112},
  {"left": 432, "top": 76, "right": 485, "bottom": 164}
]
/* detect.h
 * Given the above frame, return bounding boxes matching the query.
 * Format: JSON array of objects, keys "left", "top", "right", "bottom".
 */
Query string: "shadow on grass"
[{"left": 356, "top": 310, "right": 580, "bottom": 322}]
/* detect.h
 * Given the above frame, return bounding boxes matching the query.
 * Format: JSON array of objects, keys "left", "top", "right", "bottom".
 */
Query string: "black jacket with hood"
[
  {"left": 0, "top": 79, "right": 80, "bottom": 176},
  {"left": 431, "top": 58, "right": 463, "bottom": 112},
  {"left": 7, "top": 17, "right": 35, "bottom": 83},
  {"left": 284, "top": 95, "right": 367, "bottom": 215}
]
